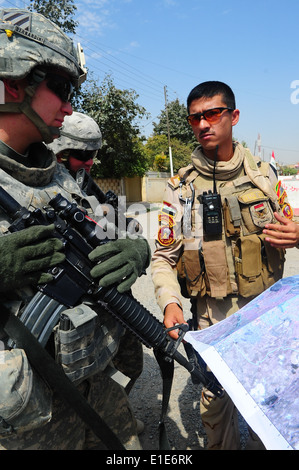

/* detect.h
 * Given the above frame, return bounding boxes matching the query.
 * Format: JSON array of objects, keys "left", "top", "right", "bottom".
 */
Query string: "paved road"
[{"left": 128, "top": 209, "right": 299, "bottom": 451}]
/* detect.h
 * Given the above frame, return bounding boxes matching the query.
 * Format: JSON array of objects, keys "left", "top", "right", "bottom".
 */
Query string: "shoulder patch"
[
  {"left": 158, "top": 213, "right": 176, "bottom": 227},
  {"left": 282, "top": 203, "right": 293, "bottom": 220},
  {"left": 157, "top": 225, "right": 175, "bottom": 246},
  {"left": 276, "top": 181, "right": 294, "bottom": 219},
  {"left": 161, "top": 200, "right": 177, "bottom": 216}
]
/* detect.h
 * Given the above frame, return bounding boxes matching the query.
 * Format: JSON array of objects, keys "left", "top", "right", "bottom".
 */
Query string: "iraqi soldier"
[
  {"left": 151, "top": 81, "right": 299, "bottom": 450},
  {"left": 0, "top": 8, "right": 150, "bottom": 450}
]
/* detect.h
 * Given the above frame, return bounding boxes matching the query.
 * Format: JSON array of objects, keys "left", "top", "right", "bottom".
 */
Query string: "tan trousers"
[
  {"left": 200, "top": 388, "right": 265, "bottom": 450},
  {"left": 197, "top": 294, "right": 266, "bottom": 450}
]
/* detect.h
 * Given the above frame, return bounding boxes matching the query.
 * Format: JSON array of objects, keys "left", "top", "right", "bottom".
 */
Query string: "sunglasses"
[
  {"left": 46, "top": 74, "right": 74, "bottom": 103},
  {"left": 61, "top": 149, "right": 98, "bottom": 162},
  {"left": 186, "top": 107, "right": 233, "bottom": 126}
]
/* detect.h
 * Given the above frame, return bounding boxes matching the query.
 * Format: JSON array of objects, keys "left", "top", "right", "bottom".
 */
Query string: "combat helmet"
[
  {"left": 49, "top": 112, "right": 102, "bottom": 156},
  {"left": 0, "top": 8, "right": 87, "bottom": 143}
]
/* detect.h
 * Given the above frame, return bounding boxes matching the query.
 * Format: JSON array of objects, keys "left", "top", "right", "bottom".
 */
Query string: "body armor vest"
[
  {"left": 0, "top": 163, "right": 124, "bottom": 384},
  {"left": 176, "top": 156, "right": 285, "bottom": 299}
]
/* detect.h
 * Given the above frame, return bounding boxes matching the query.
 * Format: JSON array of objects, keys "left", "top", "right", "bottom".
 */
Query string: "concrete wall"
[
  {"left": 95, "top": 172, "right": 170, "bottom": 203},
  {"left": 141, "top": 171, "right": 170, "bottom": 203}
]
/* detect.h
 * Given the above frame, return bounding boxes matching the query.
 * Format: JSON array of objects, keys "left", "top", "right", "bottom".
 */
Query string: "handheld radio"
[{"left": 200, "top": 146, "right": 222, "bottom": 235}]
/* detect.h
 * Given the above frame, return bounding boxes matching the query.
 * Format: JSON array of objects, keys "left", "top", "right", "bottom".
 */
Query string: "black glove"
[
  {"left": 88, "top": 236, "right": 151, "bottom": 293},
  {"left": 0, "top": 224, "right": 65, "bottom": 292}
]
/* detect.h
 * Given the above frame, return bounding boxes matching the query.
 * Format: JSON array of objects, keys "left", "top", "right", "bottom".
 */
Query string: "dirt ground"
[{"left": 128, "top": 209, "right": 299, "bottom": 451}]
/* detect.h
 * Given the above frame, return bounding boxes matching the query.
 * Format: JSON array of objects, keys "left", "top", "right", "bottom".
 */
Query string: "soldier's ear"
[
  {"left": 231, "top": 109, "right": 240, "bottom": 127},
  {"left": 2, "top": 79, "right": 21, "bottom": 99}
]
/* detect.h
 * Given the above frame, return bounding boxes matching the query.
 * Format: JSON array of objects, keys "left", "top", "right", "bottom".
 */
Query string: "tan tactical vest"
[{"left": 176, "top": 154, "right": 285, "bottom": 299}]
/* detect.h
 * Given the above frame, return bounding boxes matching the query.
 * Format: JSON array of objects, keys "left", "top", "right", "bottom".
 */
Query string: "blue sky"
[{"left": 2, "top": 0, "right": 299, "bottom": 165}]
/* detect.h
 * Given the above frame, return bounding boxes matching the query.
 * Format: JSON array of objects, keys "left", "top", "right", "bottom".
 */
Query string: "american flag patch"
[{"left": 2, "top": 10, "right": 31, "bottom": 31}]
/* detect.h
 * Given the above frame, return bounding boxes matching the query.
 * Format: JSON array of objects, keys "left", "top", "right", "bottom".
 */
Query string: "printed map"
[{"left": 185, "top": 275, "right": 299, "bottom": 450}]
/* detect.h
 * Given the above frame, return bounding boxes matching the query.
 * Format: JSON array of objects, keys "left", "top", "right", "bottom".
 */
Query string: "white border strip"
[{"left": 185, "top": 334, "right": 293, "bottom": 450}]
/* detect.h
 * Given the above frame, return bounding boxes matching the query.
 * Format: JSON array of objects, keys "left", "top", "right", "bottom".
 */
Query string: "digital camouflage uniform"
[
  {"left": 151, "top": 142, "right": 294, "bottom": 450},
  {"left": 48, "top": 111, "right": 144, "bottom": 395},
  {"left": 0, "top": 143, "right": 142, "bottom": 450},
  {"left": 0, "top": 9, "right": 143, "bottom": 450}
]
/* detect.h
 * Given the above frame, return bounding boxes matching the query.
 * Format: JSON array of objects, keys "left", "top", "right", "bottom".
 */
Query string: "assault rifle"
[
  {"left": 76, "top": 168, "right": 119, "bottom": 208},
  {"left": 0, "top": 185, "right": 223, "bottom": 397},
  {"left": 76, "top": 168, "right": 141, "bottom": 235}
]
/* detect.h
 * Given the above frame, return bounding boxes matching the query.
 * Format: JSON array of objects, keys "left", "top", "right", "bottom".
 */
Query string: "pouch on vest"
[
  {"left": 54, "top": 303, "right": 124, "bottom": 384},
  {"left": 0, "top": 349, "right": 52, "bottom": 437},
  {"left": 234, "top": 234, "right": 285, "bottom": 298},
  {"left": 234, "top": 235, "right": 264, "bottom": 297},
  {"left": 223, "top": 196, "right": 241, "bottom": 237},
  {"left": 259, "top": 233, "right": 285, "bottom": 288},
  {"left": 238, "top": 188, "right": 274, "bottom": 235},
  {"left": 202, "top": 240, "right": 228, "bottom": 298},
  {"left": 176, "top": 249, "right": 206, "bottom": 298}
]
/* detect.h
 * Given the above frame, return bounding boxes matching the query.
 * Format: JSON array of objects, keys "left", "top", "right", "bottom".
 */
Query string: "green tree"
[
  {"left": 29, "top": 0, "right": 78, "bottom": 33},
  {"left": 144, "top": 134, "right": 169, "bottom": 169},
  {"left": 282, "top": 167, "right": 297, "bottom": 176},
  {"left": 170, "top": 138, "right": 194, "bottom": 173},
  {"left": 153, "top": 153, "right": 167, "bottom": 172},
  {"left": 76, "top": 74, "right": 150, "bottom": 178},
  {"left": 153, "top": 98, "right": 197, "bottom": 146},
  {"left": 144, "top": 134, "right": 193, "bottom": 174}
]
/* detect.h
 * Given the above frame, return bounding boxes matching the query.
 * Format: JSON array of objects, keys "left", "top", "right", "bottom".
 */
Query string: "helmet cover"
[
  {"left": 0, "top": 8, "right": 86, "bottom": 86},
  {"left": 49, "top": 112, "right": 102, "bottom": 154}
]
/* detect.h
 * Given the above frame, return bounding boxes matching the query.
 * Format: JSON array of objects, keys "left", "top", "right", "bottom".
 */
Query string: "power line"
[
  {"left": 79, "top": 38, "right": 169, "bottom": 94},
  {"left": 261, "top": 145, "right": 299, "bottom": 154},
  {"left": 75, "top": 35, "right": 180, "bottom": 117},
  {"left": 74, "top": 32, "right": 182, "bottom": 94}
]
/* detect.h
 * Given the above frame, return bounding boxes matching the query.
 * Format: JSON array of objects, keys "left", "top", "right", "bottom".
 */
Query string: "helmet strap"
[
  {"left": 19, "top": 89, "right": 59, "bottom": 144},
  {"left": 0, "top": 70, "right": 60, "bottom": 144}
]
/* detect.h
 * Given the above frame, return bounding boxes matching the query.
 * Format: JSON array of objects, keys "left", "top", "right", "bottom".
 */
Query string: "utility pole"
[
  {"left": 257, "top": 133, "right": 262, "bottom": 160},
  {"left": 164, "top": 85, "right": 174, "bottom": 177}
]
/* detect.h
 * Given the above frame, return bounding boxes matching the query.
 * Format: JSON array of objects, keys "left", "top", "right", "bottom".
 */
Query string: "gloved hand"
[
  {"left": 0, "top": 224, "right": 65, "bottom": 292},
  {"left": 88, "top": 236, "right": 151, "bottom": 293}
]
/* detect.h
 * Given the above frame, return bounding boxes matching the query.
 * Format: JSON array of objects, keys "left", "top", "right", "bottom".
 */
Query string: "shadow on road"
[{"left": 130, "top": 350, "right": 206, "bottom": 451}]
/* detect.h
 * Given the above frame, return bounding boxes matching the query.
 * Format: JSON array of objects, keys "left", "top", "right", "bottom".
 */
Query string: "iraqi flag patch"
[{"left": 161, "top": 200, "right": 177, "bottom": 216}]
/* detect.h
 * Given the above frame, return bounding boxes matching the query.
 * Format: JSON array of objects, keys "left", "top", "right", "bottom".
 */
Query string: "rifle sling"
[
  {"left": 0, "top": 304, "right": 125, "bottom": 451},
  {"left": 154, "top": 349, "right": 174, "bottom": 450}
]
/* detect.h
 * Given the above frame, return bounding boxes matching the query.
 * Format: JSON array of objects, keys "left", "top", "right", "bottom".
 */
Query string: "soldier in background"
[
  {"left": 49, "top": 111, "right": 101, "bottom": 177},
  {"left": 50, "top": 111, "right": 144, "bottom": 399},
  {"left": 0, "top": 9, "right": 150, "bottom": 450}
]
